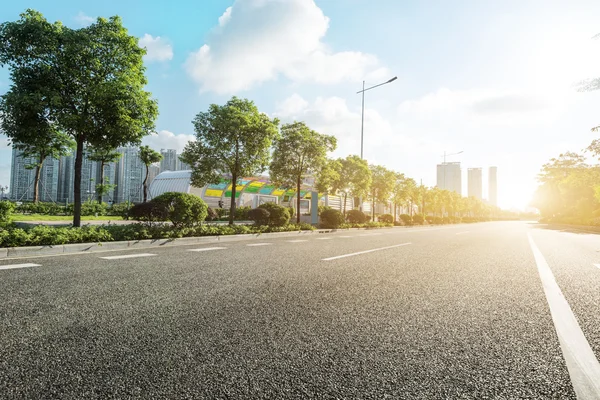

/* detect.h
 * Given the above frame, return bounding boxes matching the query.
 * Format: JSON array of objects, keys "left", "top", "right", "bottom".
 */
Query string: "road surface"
[{"left": 1, "top": 221, "right": 599, "bottom": 399}]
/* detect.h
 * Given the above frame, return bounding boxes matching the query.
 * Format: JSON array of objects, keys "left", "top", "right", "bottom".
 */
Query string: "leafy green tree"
[
  {"left": 270, "top": 122, "right": 337, "bottom": 224},
  {"left": 139, "top": 145, "right": 162, "bottom": 203},
  {"left": 392, "top": 173, "right": 408, "bottom": 222},
  {"left": 368, "top": 164, "right": 395, "bottom": 221},
  {"left": 0, "top": 10, "right": 158, "bottom": 226},
  {"left": 338, "top": 155, "right": 371, "bottom": 217},
  {"left": 180, "top": 97, "right": 279, "bottom": 225},
  {"left": 87, "top": 145, "right": 122, "bottom": 204}
]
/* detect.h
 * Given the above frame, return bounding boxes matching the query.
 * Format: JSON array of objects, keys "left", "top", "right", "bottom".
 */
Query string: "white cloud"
[
  {"left": 74, "top": 12, "right": 95, "bottom": 27},
  {"left": 218, "top": 7, "right": 232, "bottom": 27},
  {"left": 141, "top": 130, "right": 195, "bottom": 153},
  {"left": 139, "top": 34, "right": 174, "bottom": 62},
  {"left": 185, "top": 0, "right": 389, "bottom": 94}
]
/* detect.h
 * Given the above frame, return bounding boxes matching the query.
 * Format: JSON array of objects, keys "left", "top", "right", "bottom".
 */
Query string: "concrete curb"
[
  {"left": 0, "top": 227, "right": 397, "bottom": 260},
  {"left": 538, "top": 223, "right": 600, "bottom": 234}
]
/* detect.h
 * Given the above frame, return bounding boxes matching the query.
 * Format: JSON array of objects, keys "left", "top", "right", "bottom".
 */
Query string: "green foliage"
[
  {"left": 0, "top": 10, "right": 158, "bottom": 226},
  {"left": 248, "top": 207, "right": 270, "bottom": 226},
  {"left": 412, "top": 214, "right": 425, "bottom": 225},
  {"left": 235, "top": 206, "right": 251, "bottom": 220},
  {"left": 369, "top": 164, "right": 396, "bottom": 220},
  {"left": 181, "top": 97, "right": 279, "bottom": 225},
  {"left": 319, "top": 208, "right": 345, "bottom": 229},
  {"left": 346, "top": 209, "right": 368, "bottom": 224},
  {"left": 67, "top": 201, "right": 108, "bottom": 216},
  {"left": 0, "top": 201, "right": 15, "bottom": 222},
  {"left": 16, "top": 201, "right": 66, "bottom": 215},
  {"left": 128, "top": 201, "right": 167, "bottom": 224},
  {"left": 379, "top": 214, "right": 394, "bottom": 224},
  {"left": 257, "top": 202, "right": 291, "bottom": 226},
  {"left": 87, "top": 145, "right": 122, "bottom": 203},
  {"left": 399, "top": 214, "right": 412, "bottom": 225},
  {"left": 139, "top": 145, "right": 163, "bottom": 202},
  {"left": 108, "top": 202, "right": 132, "bottom": 218},
  {"left": 318, "top": 205, "right": 332, "bottom": 215},
  {"left": 151, "top": 192, "right": 208, "bottom": 229},
  {"left": 270, "top": 121, "right": 336, "bottom": 223}
]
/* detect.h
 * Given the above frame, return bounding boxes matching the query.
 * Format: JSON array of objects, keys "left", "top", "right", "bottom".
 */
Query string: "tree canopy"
[
  {"left": 139, "top": 145, "right": 162, "bottom": 203},
  {"left": 0, "top": 9, "right": 158, "bottom": 225},
  {"left": 180, "top": 97, "right": 279, "bottom": 225}
]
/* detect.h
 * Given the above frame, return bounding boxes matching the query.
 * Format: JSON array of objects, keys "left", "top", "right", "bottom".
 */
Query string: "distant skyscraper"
[
  {"left": 160, "top": 149, "right": 177, "bottom": 172},
  {"left": 489, "top": 166, "right": 498, "bottom": 207},
  {"left": 10, "top": 148, "right": 59, "bottom": 202},
  {"left": 147, "top": 164, "right": 160, "bottom": 187},
  {"left": 96, "top": 160, "right": 118, "bottom": 204},
  {"left": 436, "top": 162, "right": 462, "bottom": 195},
  {"left": 468, "top": 168, "right": 483, "bottom": 199},
  {"left": 176, "top": 156, "right": 190, "bottom": 171},
  {"left": 57, "top": 150, "right": 98, "bottom": 203},
  {"left": 115, "top": 146, "right": 146, "bottom": 203}
]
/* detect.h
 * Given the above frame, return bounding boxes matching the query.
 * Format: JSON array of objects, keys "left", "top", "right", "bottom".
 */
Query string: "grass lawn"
[{"left": 12, "top": 214, "right": 124, "bottom": 221}]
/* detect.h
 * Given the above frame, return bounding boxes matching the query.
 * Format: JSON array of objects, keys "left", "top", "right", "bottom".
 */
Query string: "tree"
[
  {"left": 0, "top": 10, "right": 158, "bottom": 226},
  {"left": 87, "top": 145, "right": 122, "bottom": 204},
  {"left": 270, "top": 122, "right": 337, "bottom": 224},
  {"left": 139, "top": 145, "right": 162, "bottom": 203},
  {"left": 180, "top": 97, "right": 279, "bottom": 225},
  {"left": 0, "top": 85, "right": 74, "bottom": 202},
  {"left": 338, "top": 155, "right": 371, "bottom": 217},
  {"left": 368, "top": 164, "right": 395, "bottom": 221},
  {"left": 392, "top": 173, "right": 408, "bottom": 222}
]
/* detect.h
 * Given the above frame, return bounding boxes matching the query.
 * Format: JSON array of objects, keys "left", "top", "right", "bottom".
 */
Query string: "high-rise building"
[
  {"left": 489, "top": 166, "right": 498, "bottom": 207},
  {"left": 57, "top": 150, "right": 98, "bottom": 203},
  {"left": 160, "top": 149, "right": 177, "bottom": 172},
  {"left": 436, "top": 162, "right": 462, "bottom": 195},
  {"left": 115, "top": 146, "right": 146, "bottom": 203},
  {"left": 468, "top": 168, "right": 483, "bottom": 199},
  {"left": 10, "top": 148, "right": 59, "bottom": 202},
  {"left": 176, "top": 156, "right": 190, "bottom": 171},
  {"left": 95, "top": 160, "right": 118, "bottom": 204}
]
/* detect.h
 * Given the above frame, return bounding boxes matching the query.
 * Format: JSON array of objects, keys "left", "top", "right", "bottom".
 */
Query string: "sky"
[{"left": 1, "top": 0, "right": 600, "bottom": 210}]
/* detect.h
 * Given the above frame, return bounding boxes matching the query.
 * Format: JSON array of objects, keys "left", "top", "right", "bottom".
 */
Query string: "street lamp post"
[
  {"left": 356, "top": 76, "right": 397, "bottom": 212},
  {"left": 357, "top": 76, "right": 398, "bottom": 160}
]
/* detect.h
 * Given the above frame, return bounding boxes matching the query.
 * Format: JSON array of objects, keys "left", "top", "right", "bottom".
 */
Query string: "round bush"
[
  {"left": 379, "top": 214, "right": 393, "bottom": 224},
  {"left": 320, "top": 208, "right": 345, "bottom": 229},
  {"left": 258, "top": 202, "right": 290, "bottom": 226},
  {"left": 151, "top": 192, "right": 208, "bottom": 229},
  {"left": 248, "top": 208, "right": 270, "bottom": 226},
  {"left": 346, "top": 209, "right": 368, "bottom": 224},
  {"left": 400, "top": 214, "right": 412, "bottom": 225},
  {"left": 0, "top": 201, "right": 15, "bottom": 223},
  {"left": 412, "top": 214, "right": 424, "bottom": 225},
  {"left": 128, "top": 201, "right": 167, "bottom": 224}
]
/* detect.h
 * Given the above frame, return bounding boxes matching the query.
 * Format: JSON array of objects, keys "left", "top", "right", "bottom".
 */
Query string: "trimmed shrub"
[
  {"left": 248, "top": 208, "right": 271, "bottom": 226},
  {"left": 151, "top": 192, "right": 208, "bottom": 229},
  {"left": 0, "top": 201, "right": 15, "bottom": 223},
  {"left": 379, "top": 214, "right": 394, "bottom": 224},
  {"left": 108, "top": 202, "right": 132, "bottom": 218},
  {"left": 346, "top": 209, "right": 368, "bottom": 224},
  {"left": 234, "top": 206, "right": 251, "bottom": 220},
  {"left": 67, "top": 201, "right": 108, "bottom": 216},
  {"left": 258, "top": 202, "right": 290, "bottom": 226},
  {"left": 320, "top": 208, "right": 345, "bottom": 229},
  {"left": 15, "top": 202, "right": 66, "bottom": 215},
  {"left": 400, "top": 214, "right": 412, "bottom": 225},
  {"left": 128, "top": 201, "right": 167, "bottom": 224},
  {"left": 412, "top": 214, "right": 424, "bottom": 225}
]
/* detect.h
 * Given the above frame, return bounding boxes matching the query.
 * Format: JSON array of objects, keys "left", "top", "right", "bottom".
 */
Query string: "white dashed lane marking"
[
  {"left": 187, "top": 247, "right": 227, "bottom": 252},
  {"left": 0, "top": 263, "right": 40, "bottom": 271},
  {"left": 287, "top": 240, "right": 308, "bottom": 243},
  {"left": 246, "top": 243, "right": 272, "bottom": 247},
  {"left": 322, "top": 243, "right": 412, "bottom": 261},
  {"left": 100, "top": 253, "right": 156, "bottom": 260}
]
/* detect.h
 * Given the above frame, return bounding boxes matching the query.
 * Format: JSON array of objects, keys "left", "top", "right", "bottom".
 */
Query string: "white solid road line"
[
  {"left": 594, "top": 264, "right": 600, "bottom": 270},
  {"left": 246, "top": 243, "right": 272, "bottom": 247},
  {"left": 528, "top": 234, "right": 600, "bottom": 399},
  {"left": 100, "top": 253, "right": 156, "bottom": 260},
  {"left": 287, "top": 240, "right": 308, "bottom": 243},
  {"left": 187, "top": 247, "right": 227, "bottom": 252},
  {"left": 339, "top": 236, "right": 352, "bottom": 238},
  {"left": 358, "top": 233, "right": 382, "bottom": 236},
  {"left": 316, "top": 237, "right": 333, "bottom": 240},
  {"left": 455, "top": 231, "right": 470, "bottom": 235},
  {"left": 0, "top": 263, "right": 40, "bottom": 271},
  {"left": 322, "top": 243, "right": 411, "bottom": 261}
]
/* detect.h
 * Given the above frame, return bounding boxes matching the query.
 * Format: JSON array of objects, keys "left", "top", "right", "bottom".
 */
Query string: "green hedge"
[
  {"left": 0, "top": 222, "right": 315, "bottom": 248},
  {"left": 320, "top": 209, "right": 345, "bottom": 229},
  {"left": 0, "top": 201, "right": 15, "bottom": 223}
]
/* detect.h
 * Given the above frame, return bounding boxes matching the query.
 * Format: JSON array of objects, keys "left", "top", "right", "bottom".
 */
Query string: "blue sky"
[{"left": 1, "top": 0, "right": 600, "bottom": 209}]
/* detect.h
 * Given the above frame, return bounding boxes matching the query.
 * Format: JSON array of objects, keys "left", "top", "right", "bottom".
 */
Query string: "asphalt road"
[{"left": 1, "top": 222, "right": 599, "bottom": 399}]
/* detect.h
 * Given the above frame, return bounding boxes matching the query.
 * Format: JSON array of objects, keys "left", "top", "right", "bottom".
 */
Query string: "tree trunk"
[
  {"left": 343, "top": 192, "right": 347, "bottom": 218},
  {"left": 229, "top": 174, "right": 237, "bottom": 226},
  {"left": 73, "top": 137, "right": 84, "bottom": 227},
  {"left": 33, "top": 157, "right": 44, "bottom": 203},
  {"left": 97, "top": 161, "right": 105, "bottom": 204},
  {"left": 296, "top": 178, "right": 301, "bottom": 224},
  {"left": 372, "top": 191, "right": 376, "bottom": 222},
  {"left": 143, "top": 164, "right": 149, "bottom": 203}
]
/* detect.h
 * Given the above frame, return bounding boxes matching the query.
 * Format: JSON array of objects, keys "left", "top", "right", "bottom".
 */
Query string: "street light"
[{"left": 357, "top": 76, "right": 398, "bottom": 160}]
